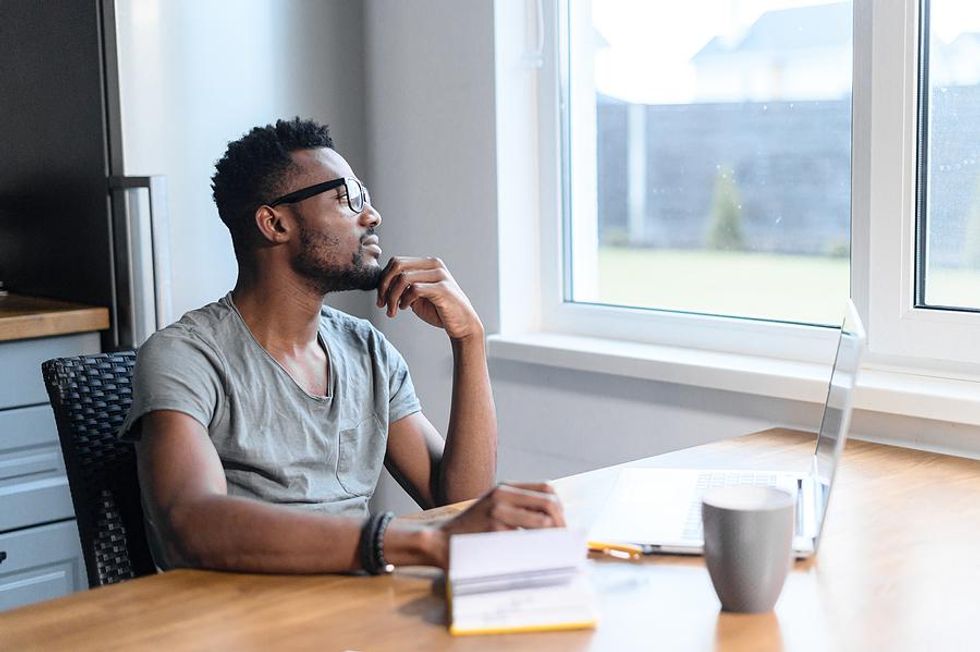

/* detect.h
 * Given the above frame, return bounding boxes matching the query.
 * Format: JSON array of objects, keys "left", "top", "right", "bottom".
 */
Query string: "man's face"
[{"left": 280, "top": 148, "right": 383, "bottom": 294}]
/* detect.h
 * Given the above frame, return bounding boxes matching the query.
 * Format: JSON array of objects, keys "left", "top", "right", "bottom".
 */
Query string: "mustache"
[{"left": 360, "top": 228, "right": 377, "bottom": 245}]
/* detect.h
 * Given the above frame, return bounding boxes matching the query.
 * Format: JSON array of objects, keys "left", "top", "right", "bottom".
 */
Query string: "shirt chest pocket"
[{"left": 336, "top": 414, "right": 385, "bottom": 497}]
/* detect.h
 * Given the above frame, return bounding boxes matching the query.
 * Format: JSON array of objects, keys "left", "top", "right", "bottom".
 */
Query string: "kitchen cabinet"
[{"left": 0, "top": 294, "right": 108, "bottom": 611}]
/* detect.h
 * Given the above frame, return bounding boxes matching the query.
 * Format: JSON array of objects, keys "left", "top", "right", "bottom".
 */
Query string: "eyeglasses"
[{"left": 267, "top": 176, "right": 370, "bottom": 213}]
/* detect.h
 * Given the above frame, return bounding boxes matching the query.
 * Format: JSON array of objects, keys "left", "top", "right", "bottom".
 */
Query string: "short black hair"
[{"left": 211, "top": 117, "right": 334, "bottom": 256}]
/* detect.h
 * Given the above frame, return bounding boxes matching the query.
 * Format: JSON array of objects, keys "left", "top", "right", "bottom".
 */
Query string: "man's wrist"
[
  {"left": 384, "top": 522, "right": 448, "bottom": 568},
  {"left": 417, "top": 526, "right": 448, "bottom": 568},
  {"left": 449, "top": 321, "right": 486, "bottom": 347},
  {"left": 359, "top": 512, "right": 395, "bottom": 574}
]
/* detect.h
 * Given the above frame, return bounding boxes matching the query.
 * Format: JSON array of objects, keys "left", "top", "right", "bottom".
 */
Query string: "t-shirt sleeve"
[
  {"left": 381, "top": 335, "right": 422, "bottom": 424},
  {"left": 117, "top": 328, "right": 224, "bottom": 441}
]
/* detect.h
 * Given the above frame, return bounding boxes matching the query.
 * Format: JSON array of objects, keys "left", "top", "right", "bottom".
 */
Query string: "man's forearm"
[
  {"left": 438, "top": 332, "right": 498, "bottom": 504},
  {"left": 164, "top": 495, "right": 439, "bottom": 573}
]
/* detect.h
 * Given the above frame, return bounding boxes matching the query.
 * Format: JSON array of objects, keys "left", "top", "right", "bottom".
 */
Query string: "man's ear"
[{"left": 254, "top": 205, "right": 291, "bottom": 244}]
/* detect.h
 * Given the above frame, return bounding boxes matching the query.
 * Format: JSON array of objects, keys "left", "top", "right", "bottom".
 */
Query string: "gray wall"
[
  {"left": 363, "top": 0, "right": 499, "bottom": 513},
  {"left": 115, "top": 0, "right": 371, "bottom": 319},
  {"left": 363, "top": 0, "right": 980, "bottom": 515}
]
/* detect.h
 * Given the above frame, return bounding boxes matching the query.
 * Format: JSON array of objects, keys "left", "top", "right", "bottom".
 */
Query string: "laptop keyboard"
[{"left": 681, "top": 472, "right": 780, "bottom": 541}]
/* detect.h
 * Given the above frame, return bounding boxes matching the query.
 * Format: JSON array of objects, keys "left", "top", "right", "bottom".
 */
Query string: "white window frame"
[
  {"left": 865, "top": 0, "right": 980, "bottom": 371},
  {"left": 535, "top": 0, "right": 843, "bottom": 366},
  {"left": 522, "top": 0, "right": 980, "bottom": 371},
  {"left": 490, "top": 0, "right": 980, "bottom": 428}
]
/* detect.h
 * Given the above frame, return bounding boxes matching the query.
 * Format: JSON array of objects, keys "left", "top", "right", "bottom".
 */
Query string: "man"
[{"left": 120, "top": 117, "right": 564, "bottom": 574}]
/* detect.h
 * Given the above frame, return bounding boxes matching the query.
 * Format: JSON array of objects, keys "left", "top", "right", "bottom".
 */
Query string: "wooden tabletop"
[
  {"left": 1, "top": 429, "right": 977, "bottom": 651},
  {"left": 0, "top": 293, "right": 109, "bottom": 342}
]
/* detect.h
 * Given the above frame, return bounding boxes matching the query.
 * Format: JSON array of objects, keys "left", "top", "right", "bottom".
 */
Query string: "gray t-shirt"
[{"left": 119, "top": 293, "right": 421, "bottom": 569}]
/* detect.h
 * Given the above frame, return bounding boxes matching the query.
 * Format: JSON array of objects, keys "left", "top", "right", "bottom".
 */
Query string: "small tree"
[{"left": 707, "top": 166, "right": 746, "bottom": 251}]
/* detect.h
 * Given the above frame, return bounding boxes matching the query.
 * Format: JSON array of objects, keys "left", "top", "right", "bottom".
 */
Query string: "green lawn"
[
  {"left": 592, "top": 248, "right": 979, "bottom": 325},
  {"left": 927, "top": 267, "right": 980, "bottom": 308}
]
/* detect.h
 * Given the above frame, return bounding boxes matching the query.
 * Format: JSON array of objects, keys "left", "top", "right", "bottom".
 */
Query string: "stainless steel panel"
[{"left": 109, "top": 175, "right": 172, "bottom": 348}]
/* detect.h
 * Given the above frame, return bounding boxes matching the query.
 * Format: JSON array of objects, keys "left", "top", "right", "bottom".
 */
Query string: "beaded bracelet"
[{"left": 359, "top": 511, "right": 395, "bottom": 575}]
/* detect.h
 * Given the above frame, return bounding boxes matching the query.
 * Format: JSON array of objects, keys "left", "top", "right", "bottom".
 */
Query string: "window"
[
  {"left": 565, "top": 0, "right": 854, "bottom": 327},
  {"left": 524, "top": 0, "right": 980, "bottom": 369},
  {"left": 916, "top": 0, "right": 980, "bottom": 311}
]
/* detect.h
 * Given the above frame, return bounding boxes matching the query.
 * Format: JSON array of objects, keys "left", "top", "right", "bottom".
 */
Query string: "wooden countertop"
[{"left": 0, "top": 293, "right": 109, "bottom": 342}]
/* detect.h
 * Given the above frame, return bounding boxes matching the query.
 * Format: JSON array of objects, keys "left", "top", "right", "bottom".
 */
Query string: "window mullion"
[{"left": 849, "top": 0, "right": 874, "bottom": 327}]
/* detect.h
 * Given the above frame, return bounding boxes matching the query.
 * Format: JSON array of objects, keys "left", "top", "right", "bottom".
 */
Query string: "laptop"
[{"left": 588, "top": 300, "right": 866, "bottom": 559}]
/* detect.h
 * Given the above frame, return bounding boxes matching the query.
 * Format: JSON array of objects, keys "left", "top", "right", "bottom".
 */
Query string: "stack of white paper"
[{"left": 447, "top": 528, "right": 597, "bottom": 636}]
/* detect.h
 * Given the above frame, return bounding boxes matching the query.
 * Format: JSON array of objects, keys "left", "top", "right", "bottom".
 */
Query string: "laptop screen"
[{"left": 812, "top": 301, "right": 866, "bottom": 526}]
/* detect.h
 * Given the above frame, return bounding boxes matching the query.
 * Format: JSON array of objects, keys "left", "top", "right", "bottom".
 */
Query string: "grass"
[
  {"left": 590, "top": 248, "right": 980, "bottom": 325},
  {"left": 927, "top": 267, "right": 980, "bottom": 308}
]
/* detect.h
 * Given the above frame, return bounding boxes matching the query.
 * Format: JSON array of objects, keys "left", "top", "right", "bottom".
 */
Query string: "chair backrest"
[{"left": 41, "top": 351, "right": 156, "bottom": 587}]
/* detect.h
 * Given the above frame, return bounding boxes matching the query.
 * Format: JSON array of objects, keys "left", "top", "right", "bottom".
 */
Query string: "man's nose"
[{"left": 361, "top": 204, "right": 381, "bottom": 228}]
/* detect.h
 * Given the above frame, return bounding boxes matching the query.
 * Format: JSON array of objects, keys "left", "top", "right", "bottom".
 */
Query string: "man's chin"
[
  {"left": 303, "top": 264, "right": 382, "bottom": 294},
  {"left": 346, "top": 264, "right": 383, "bottom": 292}
]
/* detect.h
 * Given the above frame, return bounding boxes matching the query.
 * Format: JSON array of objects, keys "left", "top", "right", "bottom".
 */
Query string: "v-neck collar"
[{"left": 226, "top": 293, "right": 333, "bottom": 401}]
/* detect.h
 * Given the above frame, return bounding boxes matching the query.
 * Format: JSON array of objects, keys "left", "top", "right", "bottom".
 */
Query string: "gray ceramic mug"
[{"left": 702, "top": 486, "right": 795, "bottom": 613}]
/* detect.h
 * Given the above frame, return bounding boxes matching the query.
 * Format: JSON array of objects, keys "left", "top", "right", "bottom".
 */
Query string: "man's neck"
[{"left": 231, "top": 273, "right": 325, "bottom": 355}]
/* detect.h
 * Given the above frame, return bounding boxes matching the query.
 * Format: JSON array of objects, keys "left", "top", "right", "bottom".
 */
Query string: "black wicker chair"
[{"left": 41, "top": 351, "right": 156, "bottom": 587}]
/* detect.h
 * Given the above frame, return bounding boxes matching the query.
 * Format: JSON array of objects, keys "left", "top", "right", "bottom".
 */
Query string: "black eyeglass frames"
[{"left": 267, "top": 177, "right": 370, "bottom": 213}]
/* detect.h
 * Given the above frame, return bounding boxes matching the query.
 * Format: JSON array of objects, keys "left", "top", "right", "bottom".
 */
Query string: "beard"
[{"left": 293, "top": 225, "right": 382, "bottom": 294}]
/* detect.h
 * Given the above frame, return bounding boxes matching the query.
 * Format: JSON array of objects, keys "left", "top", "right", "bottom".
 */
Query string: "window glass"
[
  {"left": 567, "top": 0, "right": 853, "bottom": 325},
  {"left": 918, "top": 0, "right": 980, "bottom": 310}
]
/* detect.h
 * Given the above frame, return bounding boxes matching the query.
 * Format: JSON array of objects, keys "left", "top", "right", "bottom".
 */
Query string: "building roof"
[
  {"left": 948, "top": 32, "right": 980, "bottom": 49},
  {"left": 692, "top": 2, "right": 852, "bottom": 62}
]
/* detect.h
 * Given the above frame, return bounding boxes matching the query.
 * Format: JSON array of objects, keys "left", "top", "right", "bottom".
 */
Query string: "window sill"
[{"left": 487, "top": 332, "right": 980, "bottom": 427}]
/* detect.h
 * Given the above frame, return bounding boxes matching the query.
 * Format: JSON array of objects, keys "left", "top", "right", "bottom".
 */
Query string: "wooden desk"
[{"left": 1, "top": 429, "right": 977, "bottom": 651}]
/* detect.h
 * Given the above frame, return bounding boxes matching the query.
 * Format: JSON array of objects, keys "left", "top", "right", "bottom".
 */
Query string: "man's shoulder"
[{"left": 138, "top": 296, "right": 236, "bottom": 362}]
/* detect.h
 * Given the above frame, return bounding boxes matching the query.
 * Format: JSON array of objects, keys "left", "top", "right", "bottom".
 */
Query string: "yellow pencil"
[{"left": 587, "top": 540, "right": 644, "bottom": 558}]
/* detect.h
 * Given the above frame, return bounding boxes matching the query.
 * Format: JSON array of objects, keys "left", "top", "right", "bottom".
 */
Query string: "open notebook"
[{"left": 447, "top": 528, "right": 598, "bottom": 636}]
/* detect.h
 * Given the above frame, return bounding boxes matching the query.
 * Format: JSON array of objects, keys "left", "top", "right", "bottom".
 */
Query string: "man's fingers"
[
  {"left": 399, "top": 279, "right": 455, "bottom": 311},
  {"left": 502, "top": 482, "right": 558, "bottom": 497},
  {"left": 375, "top": 257, "right": 422, "bottom": 304},
  {"left": 489, "top": 502, "right": 555, "bottom": 530},
  {"left": 376, "top": 257, "right": 398, "bottom": 307},
  {"left": 495, "top": 484, "right": 566, "bottom": 527},
  {"left": 376, "top": 257, "right": 450, "bottom": 306},
  {"left": 384, "top": 269, "right": 447, "bottom": 316},
  {"left": 398, "top": 282, "right": 428, "bottom": 310},
  {"left": 442, "top": 481, "right": 566, "bottom": 538},
  {"left": 497, "top": 483, "right": 558, "bottom": 503}
]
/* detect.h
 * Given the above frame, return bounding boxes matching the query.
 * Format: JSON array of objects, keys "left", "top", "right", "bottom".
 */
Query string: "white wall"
[
  {"left": 363, "top": 1, "right": 500, "bottom": 513},
  {"left": 363, "top": 0, "right": 980, "bottom": 515},
  {"left": 113, "top": 0, "right": 980, "bottom": 516},
  {"left": 114, "top": 0, "right": 371, "bottom": 319}
]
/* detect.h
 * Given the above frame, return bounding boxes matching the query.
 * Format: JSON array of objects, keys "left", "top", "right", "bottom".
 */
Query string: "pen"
[{"left": 587, "top": 540, "right": 644, "bottom": 559}]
